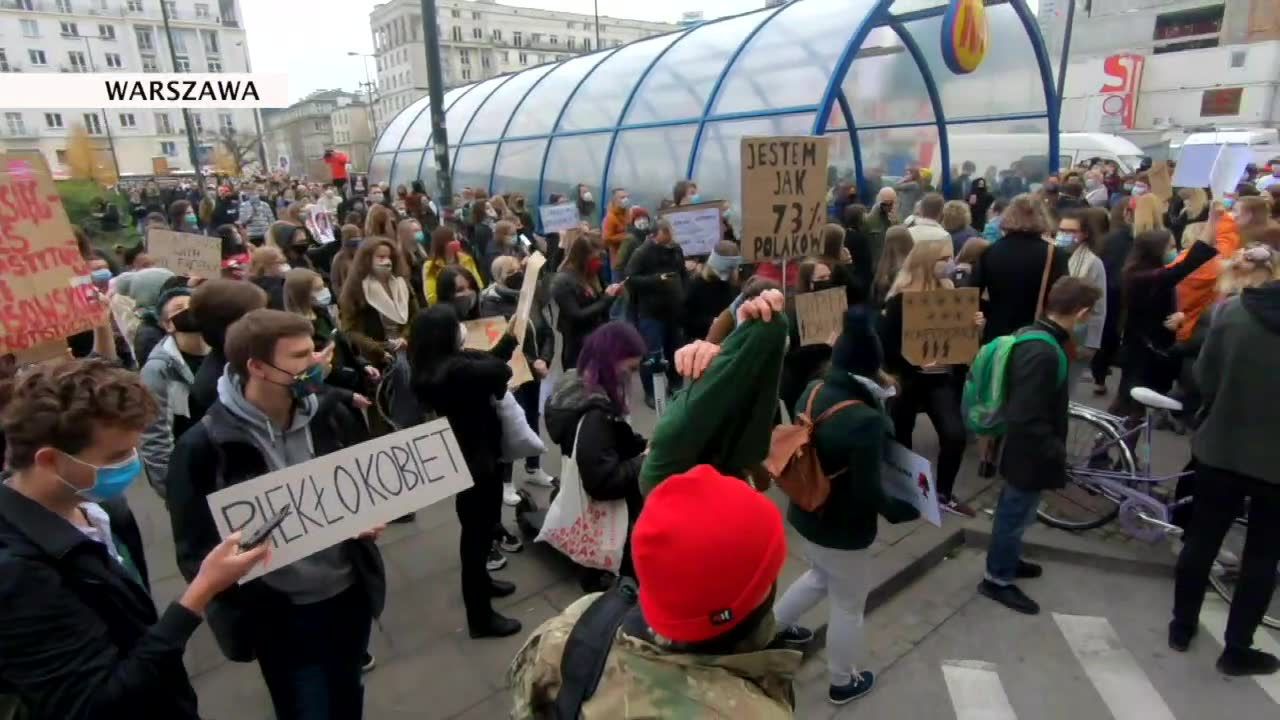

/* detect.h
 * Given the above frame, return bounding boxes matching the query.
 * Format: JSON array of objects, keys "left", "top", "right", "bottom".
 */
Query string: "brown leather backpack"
[{"left": 764, "top": 382, "right": 861, "bottom": 512}]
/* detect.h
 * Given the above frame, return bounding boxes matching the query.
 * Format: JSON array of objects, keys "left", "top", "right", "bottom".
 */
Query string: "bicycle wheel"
[
  {"left": 1208, "top": 518, "right": 1280, "bottom": 630},
  {"left": 1036, "top": 408, "right": 1134, "bottom": 531}
]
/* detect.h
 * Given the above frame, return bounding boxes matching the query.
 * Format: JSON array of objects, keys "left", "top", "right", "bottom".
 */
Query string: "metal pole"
[
  {"left": 239, "top": 43, "right": 268, "bottom": 170},
  {"left": 1056, "top": 0, "right": 1076, "bottom": 126},
  {"left": 160, "top": 0, "right": 201, "bottom": 174},
  {"left": 420, "top": 0, "right": 452, "bottom": 201},
  {"left": 81, "top": 35, "right": 120, "bottom": 179},
  {"left": 593, "top": 0, "right": 601, "bottom": 51},
  {"left": 360, "top": 57, "right": 377, "bottom": 146}
]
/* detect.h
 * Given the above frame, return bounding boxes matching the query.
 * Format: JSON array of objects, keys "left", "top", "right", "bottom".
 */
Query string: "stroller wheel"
[{"left": 514, "top": 488, "right": 537, "bottom": 515}]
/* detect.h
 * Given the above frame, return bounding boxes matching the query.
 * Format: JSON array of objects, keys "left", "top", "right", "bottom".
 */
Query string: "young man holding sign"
[{"left": 166, "top": 310, "right": 385, "bottom": 719}]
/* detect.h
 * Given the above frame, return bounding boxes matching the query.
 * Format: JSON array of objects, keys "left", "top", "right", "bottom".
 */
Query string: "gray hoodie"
[
  {"left": 216, "top": 370, "right": 356, "bottom": 603},
  {"left": 139, "top": 335, "right": 198, "bottom": 497}
]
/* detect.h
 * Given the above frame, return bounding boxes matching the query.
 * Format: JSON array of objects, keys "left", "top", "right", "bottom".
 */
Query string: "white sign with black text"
[
  {"left": 880, "top": 439, "right": 941, "bottom": 527},
  {"left": 539, "top": 202, "right": 580, "bottom": 234}
]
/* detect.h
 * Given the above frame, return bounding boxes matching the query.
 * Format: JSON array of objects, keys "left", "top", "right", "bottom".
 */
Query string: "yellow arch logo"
[{"left": 943, "top": 0, "right": 989, "bottom": 75}]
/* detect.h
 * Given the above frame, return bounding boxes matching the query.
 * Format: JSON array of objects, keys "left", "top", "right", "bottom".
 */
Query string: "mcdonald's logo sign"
[{"left": 942, "top": 0, "right": 989, "bottom": 75}]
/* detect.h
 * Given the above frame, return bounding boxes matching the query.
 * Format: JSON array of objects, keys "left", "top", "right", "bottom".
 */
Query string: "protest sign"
[
  {"left": 658, "top": 202, "right": 722, "bottom": 257},
  {"left": 1210, "top": 144, "right": 1253, "bottom": 202},
  {"left": 462, "top": 316, "right": 533, "bottom": 388},
  {"left": 539, "top": 202, "right": 580, "bottom": 234},
  {"left": 901, "top": 287, "right": 980, "bottom": 366},
  {"left": 881, "top": 439, "right": 940, "bottom": 527},
  {"left": 1172, "top": 144, "right": 1220, "bottom": 189},
  {"left": 794, "top": 286, "right": 847, "bottom": 346},
  {"left": 307, "top": 158, "right": 332, "bottom": 183},
  {"left": 0, "top": 152, "right": 108, "bottom": 355},
  {"left": 1147, "top": 161, "right": 1173, "bottom": 201},
  {"left": 306, "top": 207, "right": 337, "bottom": 245},
  {"left": 511, "top": 251, "right": 547, "bottom": 343},
  {"left": 146, "top": 229, "right": 221, "bottom": 278},
  {"left": 207, "top": 418, "right": 472, "bottom": 582},
  {"left": 740, "top": 135, "right": 831, "bottom": 263}
]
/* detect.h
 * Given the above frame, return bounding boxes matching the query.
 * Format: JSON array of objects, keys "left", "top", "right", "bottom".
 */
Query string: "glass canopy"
[{"left": 369, "top": 0, "right": 1057, "bottom": 230}]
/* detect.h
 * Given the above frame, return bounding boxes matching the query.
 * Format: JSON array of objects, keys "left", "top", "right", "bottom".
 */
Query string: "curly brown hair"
[
  {"left": 0, "top": 358, "right": 158, "bottom": 471},
  {"left": 339, "top": 236, "right": 408, "bottom": 318}
]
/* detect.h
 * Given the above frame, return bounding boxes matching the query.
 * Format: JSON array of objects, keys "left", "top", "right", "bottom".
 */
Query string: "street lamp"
[
  {"left": 235, "top": 40, "right": 268, "bottom": 171},
  {"left": 78, "top": 33, "right": 120, "bottom": 179},
  {"left": 347, "top": 51, "right": 380, "bottom": 153}
]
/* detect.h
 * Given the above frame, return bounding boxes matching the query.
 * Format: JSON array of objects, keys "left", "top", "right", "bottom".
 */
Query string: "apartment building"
[
  {"left": 263, "top": 89, "right": 366, "bottom": 176},
  {"left": 0, "top": 0, "right": 258, "bottom": 175}
]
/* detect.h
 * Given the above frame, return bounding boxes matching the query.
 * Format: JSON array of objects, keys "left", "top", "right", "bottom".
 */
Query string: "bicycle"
[{"left": 1036, "top": 386, "right": 1279, "bottom": 629}]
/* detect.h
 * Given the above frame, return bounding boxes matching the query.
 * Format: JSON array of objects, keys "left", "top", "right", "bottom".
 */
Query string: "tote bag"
[{"left": 535, "top": 419, "right": 629, "bottom": 572}]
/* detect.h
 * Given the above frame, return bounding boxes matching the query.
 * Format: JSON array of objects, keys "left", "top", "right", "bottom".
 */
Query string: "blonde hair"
[
  {"left": 1181, "top": 188, "right": 1208, "bottom": 220},
  {"left": 941, "top": 200, "right": 972, "bottom": 233},
  {"left": 1000, "top": 194, "right": 1049, "bottom": 236},
  {"left": 888, "top": 235, "right": 953, "bottom": 298},
  {"left": 874, "top": 225, "right": 914, "bottom": 301},
  {"left": 1132, "top": 194, "right": 1165, "bottom": 234},
  {"left": 1217, "top": 246, "right": 1277, "bottom": 296},
  {"left": 249, "top": 245, "right": 285, "bottom": 278}
]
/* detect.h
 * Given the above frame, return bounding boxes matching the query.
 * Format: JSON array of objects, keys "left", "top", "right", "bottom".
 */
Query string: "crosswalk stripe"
[
  {"left": 941, "top": 660, "right": 1018, "bottom": 720},
  {"left": 1053, "top": 613, "right": 1177, "bottom": 720},
  {"left": 1197, "top": 596, "right": 1280, "bottom": 704}
]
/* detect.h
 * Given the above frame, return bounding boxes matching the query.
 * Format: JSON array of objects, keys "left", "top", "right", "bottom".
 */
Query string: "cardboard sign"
[
  {"left": 308, "top": 158, "right": 332, "bottom": 183},
  {"left": 794, "top": 286, "right": 847, "bottom": 346},
  {"left": 206, "top": 418, "right": 472, "bottom": 582},
  {"left": 152, "top": 156, "right": 170, "bottom": 176},
  {"left": 1147, "top": 161, "right": 1172, "bottom": 200},
  {"left": 740, "top": 135, "right": 831, "bottom": 262},
  {"left": 0, "top": 152, "right": 108, "bottom": 355},
  {"left": 539, "top": 202, "right": 580, "bottom": 234},
  {"left": 462, "top": 316, "right": 533, "bottom": 388},
  {"left": 511, "top": 251, "right": 547, "bottom": 343},
  {"left": 146, "top": 229, "right": 221, "bottom": 278},
  {"left": 658, "top": 202, "right": 722, "bottom": 257},
  {"left": 881, "top": 439, "right": 940, "bottom": 527},
  {"left": 901, "top": 287, "right": 980, "bottom": 366}
]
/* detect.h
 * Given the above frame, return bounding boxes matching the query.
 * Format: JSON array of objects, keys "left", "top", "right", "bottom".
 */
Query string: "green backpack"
[{"left": 962, "top": 330, "right": 1067, "bottom": 437}]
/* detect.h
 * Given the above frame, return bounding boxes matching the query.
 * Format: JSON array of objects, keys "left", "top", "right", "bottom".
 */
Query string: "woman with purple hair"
[{"left": 544, "top": 321, "right": 648, "bottom": 589}]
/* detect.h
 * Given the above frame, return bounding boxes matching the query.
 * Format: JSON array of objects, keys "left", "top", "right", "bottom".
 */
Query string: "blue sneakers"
[{"left": 829, "top": 670, "right": 875, "bottom": 705}]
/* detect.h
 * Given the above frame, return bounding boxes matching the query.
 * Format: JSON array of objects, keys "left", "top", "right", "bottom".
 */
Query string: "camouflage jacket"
[{"left": 509, "top": 594, "right": 802, "bottom": 719}]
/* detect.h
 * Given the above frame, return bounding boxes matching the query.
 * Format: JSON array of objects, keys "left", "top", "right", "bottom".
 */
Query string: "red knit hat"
[{"left": 632, "top": 465, "right": 787, "bottom": 644}]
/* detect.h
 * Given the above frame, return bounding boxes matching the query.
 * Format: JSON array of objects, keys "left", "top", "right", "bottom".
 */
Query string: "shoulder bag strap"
[
  {"left": 1035, "top": 243, "right": 1054, "bottom": 319},
  {"left": 801, "top": 381, "right": 824, "bottom": 420},
  {"left": 814, "top": 399, "right": 864, "bottom": 425},
  {"left": 553, "top": 581, "right": 639, "bottom": 720}
]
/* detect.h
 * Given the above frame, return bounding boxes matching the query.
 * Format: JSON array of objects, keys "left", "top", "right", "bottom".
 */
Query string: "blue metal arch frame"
[
  {"left": 383, "top": 97, "right": 434, "bottom": 187},
  {"left": 834, "top": 90, "right": 869, "bottom": 202},
  {"left": 409, "top": 81, "right": 486, "bottom": 191},
  {"left": 886, "top": 17, "right": 952, "bottom": 198},
  {"left": 684, "top": 0, "right": 793, "bottom": 181},
  {"left": 449, "top": 76, "right": 519, "bottom": 178},
  {"left": 486, "top": 64, "right": 561, "bottom": 196},
  {"left": 533, "top": 45, "right": 627, "bottom": 224},
  {"left": 1010, "top": 0, "right": 1061, "bottom": 176}
]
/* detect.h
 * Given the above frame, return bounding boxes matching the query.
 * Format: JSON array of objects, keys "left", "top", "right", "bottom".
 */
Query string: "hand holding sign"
[{"left": 740, "top": 136, "right": 831, "bottom": 263}]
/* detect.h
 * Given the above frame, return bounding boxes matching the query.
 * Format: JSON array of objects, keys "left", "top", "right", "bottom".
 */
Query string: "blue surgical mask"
[
  {"left": 184, "top": 213, "right": 198, "bottom": 225},
  {"left": 1163, "top": 249, "right": 1178, "bottom": 264},
  {"left": 90, "top": 268, "right": 113, "bottom": 285},
  {"left": 58, "top": 450, "right": 142, "bottom": 502},
  {"left": 313, "top": 288, "right": 332, "bottom": 306},
  {"left": 1055, "top": 231, "right": 1078, "bottom": 249},
  {"left": 688, "top": 193, "right": 702, "bottom": 204},
  {"left": 414, "top": 230, "right": 426, "bottom": 244}
]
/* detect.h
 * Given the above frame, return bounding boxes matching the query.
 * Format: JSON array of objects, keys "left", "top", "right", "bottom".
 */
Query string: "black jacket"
[
  {"left": 544, "top": 371, "right": 646, "bottom": 519},
  {"left": 1000, "top": 319, "right": 1071, "bottom": 492},
  {"left": 0, "top": 488, "right": 201, "bottom": 719},
  {"left": 972, "top": 231, "right": 1069, "bottom": 342},
  {"left": 682, "top": 274, "right": 736, "bottom": 341},
  {"left": 479, "top": 283, "right": 555, "bottom": 369},
  {"left": 250, "top": 274, "right": 286, "bottom": 311},
  {"left": 190, "top": 345, "right": 226, "bottom": 417},
  {"left": 1099, "top": 226, "right": 1133, "bottom": 293},
  {"left": 211, "top": 197, "right": 240, "bottom": 228},
  {"left": 551, "top": 272, "right": 614, "bottom": 370},
  {"left": 165, "top": 393, "right": 385, "bottom": 663},
  {"left": 625, "top": 239, "right": 687, "bottom": 320}
]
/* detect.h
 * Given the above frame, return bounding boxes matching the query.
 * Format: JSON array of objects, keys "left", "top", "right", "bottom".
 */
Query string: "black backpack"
[{"left": 552, "top": 579, "right": 638, "bottom": 720}]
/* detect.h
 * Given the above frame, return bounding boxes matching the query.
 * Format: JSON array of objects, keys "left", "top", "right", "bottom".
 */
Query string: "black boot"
[
  {"left": 468, "top": 611, "right": 522, "bottom": 639},
  {"left": 1216, "top": 647, "right": 1280, "bottom": 676},
  {"left": 488, "top": 578, "right": 516, "bottom": 598}
]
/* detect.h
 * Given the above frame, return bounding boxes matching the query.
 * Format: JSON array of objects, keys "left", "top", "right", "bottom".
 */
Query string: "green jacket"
[
  {"left": 787, "top": 371, "right": 919, "bottom": 551},
  {"left": 639, "top": 315, "right": 789, "bottom": 495}
]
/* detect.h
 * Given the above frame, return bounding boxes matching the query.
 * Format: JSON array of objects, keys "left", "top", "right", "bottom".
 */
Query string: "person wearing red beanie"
[{"left": 510, "top": 464, "right": 802, "bottom": 717}]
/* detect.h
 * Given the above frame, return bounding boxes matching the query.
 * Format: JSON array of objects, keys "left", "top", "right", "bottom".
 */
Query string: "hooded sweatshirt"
[
  {"left": 215, "top": 371, "right": 356, "bottom": 603},
  {"left": 139, "top": 335, "right": 205, "bottom": 496},
  {"left": 1192, "top": 280, "right": 1280, "bottom": 483}
]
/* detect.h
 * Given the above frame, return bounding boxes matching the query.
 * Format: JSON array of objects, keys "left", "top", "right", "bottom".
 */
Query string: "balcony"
[{"left": 0, "top": 126, "right": 39, "bottom": 139}]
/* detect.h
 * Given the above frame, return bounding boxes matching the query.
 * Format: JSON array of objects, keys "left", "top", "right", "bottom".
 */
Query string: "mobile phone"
[{"left": 238, "top": 506, "right": 291, "bottom": 550}]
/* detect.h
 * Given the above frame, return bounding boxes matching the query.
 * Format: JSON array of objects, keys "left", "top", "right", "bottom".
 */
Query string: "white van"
[
  {"left": 1177, "top": 129, "right": 1280, "bottom": 167},
  {"left": 935, "top": 132, "right": 1147, "bottom": 181}
]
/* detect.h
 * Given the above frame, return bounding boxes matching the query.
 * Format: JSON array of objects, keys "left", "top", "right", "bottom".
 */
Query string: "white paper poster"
[
  {"left": 206, "top": 418, "right": 473, "bottom": 582},
  {"left": 880, "top": 439, "right": 941, "bottom": 527},
  {"left": 539, "top": 202, "right": 580, "bottom": 234},
  {"left": 659, "top": 202, "right": 722, "bottom": 256}
]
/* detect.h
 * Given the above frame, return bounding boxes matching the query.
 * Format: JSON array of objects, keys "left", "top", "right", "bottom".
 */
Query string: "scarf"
[
  {"left": 1068, "top": 243, "right": 1099, "bottom": 279},
  {"left": 362, "top": 275, "right": 410, "bottom": 325}
]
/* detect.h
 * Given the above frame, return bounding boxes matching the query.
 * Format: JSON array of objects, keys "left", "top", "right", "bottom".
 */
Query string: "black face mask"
[
  {"left": 170, "top": 308, "right": 200, "bottom": 334},
  {"left": 505, "top": 272, "right": 524, "bottom": 290},
  {"left": 811, "top": 280, "right": 836, "bottom": 292}
]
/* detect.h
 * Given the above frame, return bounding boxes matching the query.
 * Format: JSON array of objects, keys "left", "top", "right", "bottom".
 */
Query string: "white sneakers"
[
  {"left": 503, "top": 483, "right": 521, "bottom": 507},
  {"left": 503, "top": 466, "right": 556, "bottom": 507},
  {"left": 522, "top": 467, "right": 555, "bottom": 488}
]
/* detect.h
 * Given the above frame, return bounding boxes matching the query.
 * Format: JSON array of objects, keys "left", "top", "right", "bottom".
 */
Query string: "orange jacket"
[
  {"left": 602, "top": 204, "right": 631, "bottom": 269},
  {"left": 1174, "top": 213, "right": 1238, "bottom": 342}
]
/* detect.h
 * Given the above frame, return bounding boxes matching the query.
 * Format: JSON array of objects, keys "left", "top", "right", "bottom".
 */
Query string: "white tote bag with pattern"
[{"left": 535, "top": 418, "right": 628, "bottom": 572}]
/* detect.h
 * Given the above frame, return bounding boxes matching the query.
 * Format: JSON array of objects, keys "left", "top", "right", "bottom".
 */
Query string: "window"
[
  {"left": 20, "top": 20, "right": 38, "bottom": 38},
  {"left": 472, "top": 27, "right": 482, "bottom": 39},
  {"left": 45, "top": 113, "right": 63, "bottom": 128},
  {"left": 59, "top": 22, "right": 79, "bottom": 38},
  {"left": 192, "top": 113, "right": 203, "bottom": 134},
  {"left": 160, "top": 141, "right": 177, "bottom": 157},
  {"left": 451, "top": 26, "right": 462, "bottom": 42},
  {"left": 136, "top": 27, "right": 154, "bottom": 51},
  {"left": 5, "top": 113, "right": 27, "bottom": 136},
  {"left": 567, "top": 37, "right": 575, "bottom": 50},
  {"left": 459, "top": 49, "right": 470, "bottom": 65},
  {"left": 83, "top": 113, "right": 103, "bottom": 135},
  {"left": 1200, "top": 87, "right": 1243, "bottom": 117},
  {"left": 171, "top": 30, "right": 188, "bottom": 54},
  {"left": 531, "top": 33, "right": 542, "bottom": 45},
  {"left": 105, "top": 52, "right": 122, "bottom": 68},
  {"left": 195, "top": 3, "right": 209, "bottom": 18},
  {"left": 68, "top": 51, "right": 88, "bottom": 72},
  {"left": 518, "top": 51, "right": 528, "bottom": 65},
  {"left": 461, "top": 67, "right": 471, "bottom": 81},
  {"left": 481, "top": 54, "right": 490, "bottom": 68},
  {"left": 451, "top": 9, "right": 460, "bottom": 18},
  {"left": 219, "top": 112, "right": 233, "bottom": 132},
  {"left": 56, "top": 0, "right": 72, "bottom": 12},
  {"left": 472, "top": 11, "right": 480, "bottom": 20},
  {"left": 118, "top": 113, "right": 136, "bottom": 128},
  {"left": 202, "top": 30, "right": 219, "bottom": 54},
  {"left": 98, "top": 25, "right": 115, "bottom": 40},
  {"left": 127, "top": 0, "right": 143, "bottom": 11},
  {"left": 55, "top": 150, "right": 68, "bottom": 165},
  {"left": 492, "top": 29, "right": 502, "bottom": 41},
  {"left": 164, "top": 1, "right": 177, "bottom": 18},
  {"left": 513, "top": 31, "right": 522, "bottom": 47},
  {"left": 0, "top": 50, "right": 7, "bottom": 73},
  {"left": 500, "top": 50, "right": 509, "bottom": 62},
  {"left": 142, "top": 54, "right": 159, "bottom": 72},
  {"left": 567, "top": 21, "right": 576, "bottom": 30},
  {"left": 537, "top": 54, "right": 545, "bottom": 63},
  {"left": 29, "top": 49, "right": 47, "bottom": 66},
  {"left": 155, "top": 112, "right": 173, "bottom": 134},
  {"left": 207, "top": 58, "right": 221, "bottom": 72},
  {"left": 1155, "top": 5, "right": 1225, "bottom": 41},
  {"left": 549, "top": 34, "right": 558, "bottom": 45}
]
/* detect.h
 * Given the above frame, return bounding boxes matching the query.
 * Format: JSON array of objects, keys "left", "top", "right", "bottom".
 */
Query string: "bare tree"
[{"left": 213, "top": 127, "right": 263, "bottom": 174}]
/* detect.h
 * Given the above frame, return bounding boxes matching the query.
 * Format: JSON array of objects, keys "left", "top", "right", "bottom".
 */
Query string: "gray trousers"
[{"left": 773, "top": 538, "right": 871, "bottom": 686}]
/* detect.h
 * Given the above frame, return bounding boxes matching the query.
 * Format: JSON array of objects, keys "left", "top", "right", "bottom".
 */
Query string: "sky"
[{"left": 243, "top": 0, "right": 1040, "bottom": 104}]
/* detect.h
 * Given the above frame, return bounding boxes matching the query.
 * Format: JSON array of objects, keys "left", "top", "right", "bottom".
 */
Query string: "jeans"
[
  {"left": 985, "top": 483, "right": 1042, "bottom": 585},
  {"left": 891, "top": 372, "right": 967, "bottom": 500},
  {"left": 456, "top": 476, "right": 503, "bottom": 627},
  {"left": 636, "top": 315, "right": 682, "bottom": 400},
  {"left": 253, "top": 586, "right": 372, "bottom": 720},
  {"left": 514, "top": 378, "right": 541, "bottom": 471},
  {"left": 774, "top": 538, "right": 870, "bottom": 686},
  {"left": 1173, "top": 462, "right": 1280, "bottom": 651}
]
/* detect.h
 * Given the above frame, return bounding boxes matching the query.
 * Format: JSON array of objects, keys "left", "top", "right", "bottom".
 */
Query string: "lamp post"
[
  {"left": 347, "top": 51, "right": 380, "bottom": 146},
  {"left": 79, "top": 34, "right": 120, "bottom": 179},
  {"left": 235, "top": 41, "right": 268, "bottom": 171},
  {"left": 419, "top": 0, "right": 451, "bottom": 201},
  {"left": 159, "top": 0, "right": 201, "bottom": 174}
]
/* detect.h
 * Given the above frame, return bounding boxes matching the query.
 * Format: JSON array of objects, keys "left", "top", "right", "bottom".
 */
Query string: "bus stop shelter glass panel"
[
  {"left": 400, "top": 86, "right": 471, "bottom": 151},
  {"left": 692, "top": 113, "right": 814, "bottom": 219},
  {"left": 369, "top": 153, "right": 394, "bottom": 183},
  {"left": 375, "top": 95, "right": 428, "bottom": 153},
  {"left": 419, "top": 150, "right": 438, "bottom": 196},
  {"left": 452, "top": 144, "right": 498, "bottom": 198},
  {"left": 842, "top": 26, "right": 934, "bottom": 126},
  {"left": 389, "top": 152, "right": 422, "bottom": 190},
  {"left": 902, "top": 7, "right": 1047, "bottom": 120},
  {"left": 624, "top": 12, "right": 769, "bottom": 125},
  {"left": 947, "top": 119, "right": 1051, "bottom": 196},
  {"left": 826, "top": 130, "right": 859, "bottom": 194},
  {"left": 445, "top": 76, "right": 507, "bottom": 145},
  {"left": 543, "top": 132, "right": 611, "bottom": 209},
  {"left": 857, "top": 126, "right": 941, "bottom": 193},
  {"left": 559, "top": 34, "right": 682, "bottom": 132},
  {"left": 713, "top": 0, "right": 878, "bottom": 115},
  {"left": 464, "top": 66, "right": 556, "bottom": 143},
  {"left": 492, "top": 137, "right": 548, "bottom": 201},
  {"left": 607, "top": 125, "right": 697, "bottom": 215},
  {"left": 506, "top": 53, "right": 614, "bottom": 138}
]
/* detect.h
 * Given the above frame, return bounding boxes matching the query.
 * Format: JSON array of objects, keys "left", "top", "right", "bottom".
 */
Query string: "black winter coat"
[
  {"left": 624, "top": 239, "right": 687, "bottom": 320},
  {"left": 551, "top": 272, "right": 613, "bottom": 370},
  {"left": 972, "top": 231, "right": 1069, "bottom": 342},
  {"left": 682, "top": 274, "right": 736, "bottom": 341},
  {"left": 1000, "top": 319, "right": 1071, "bottom": 492}
]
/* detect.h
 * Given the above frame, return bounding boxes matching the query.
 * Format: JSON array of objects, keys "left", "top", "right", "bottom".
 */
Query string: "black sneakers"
[
  {"left": 486, "top": 543, "right": 507, "bottom": 571},
  {"left": 1015, "top": 560, "right": 1043, "bottom": 579},
  {"left": 1168, "top": 621, "right": 1197, "bottom": 652},
  {"left": 1217, "top": 647, "right": 1280, "bottom": 676},
  {"left": 828, "top": 670, "right": 875, "bottom": 705},
  {"left": 497, "top": 529, "right": 524, "bottom": 553},
  {"left": 468, "top": 611, "right": 522, "bottom": 639},
  {"left": 978, "top": 580, "right": 1041, "bottom": 615},
  {"left": 777, "top": 625, "right": 814, "bottom": 650}
]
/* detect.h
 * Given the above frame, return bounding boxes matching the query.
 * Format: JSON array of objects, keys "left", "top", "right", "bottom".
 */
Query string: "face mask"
[
  {"left": 170, "top": 308, "right": 200, "bottom": 333},
  {"left": 58, "top": 450, "right": 142, "bottom": 503},
  {"left": 414, "top": 230, "right": 426, "bottom": 244},
  {"left": 587, "top": 257, "right": 604, "bottom": 275},
  {"left": 314, "top": 288, "right": 332, "bottom": 306},
  {"left": 934, "top": 258, "right": 957, "bottom": 280},
  {"left": 1163, "top": 249, "right": 1178, "bottom": 264},
  {"left": 1222, "top": 197, "right": 1236, "bottom": 210},
  {"left": 880, "top": 203, "right": 893, "bottom": 214},
  {"left": 452, "top": 291, "right": 476, "bottom": 315},
  {"left": 1122, "top": 183, "right": 1134, "bottom": 192},
  {"left": 811, "top": 279, "right": 836, "bottom": 292},
  {"left": 619, "top": 197, "right": 631, "bottom": 209},
  {"left": 90, "top": 268, "right": 113, "bottom": 285},
  {"left": 505, "top": 272, "right": 524, "bottom": 289},
  {"left": 1055, "top": 231, "right": 1078, "bottom": 249},
  {"left": 581, "top": 191, "right": 594, "bottom": 203},
  {"left": 372, "top": 259, "right": 393, "bottom": 274},
  {"left": 634, "top": 219, "right": 650, "bottom": 231},
  {"left": 1085, "top": 178, "right": 1100, "bottom": 190},
  {"left": 184, "top": 213, "right": 198, "bottom": 225},
  {"left": 688, "top": 193, "right": 702, "bottom": 204},
  {"left": 1132, "top": 183, "right": 1149, "bottom": 196}
]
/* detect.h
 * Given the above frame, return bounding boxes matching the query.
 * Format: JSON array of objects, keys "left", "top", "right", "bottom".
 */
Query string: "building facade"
[
  {"left": 368, "top": 0, "right": 674, "bottom": 133},
  {"left": 0, "top": 0, "right": 258, "bottom": 176},
  {"left": 330, "top": 99, "right": 373, "bottom": 171},
  {"left": 262, "top": 89, "right": 363, "bottom": 176}
]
